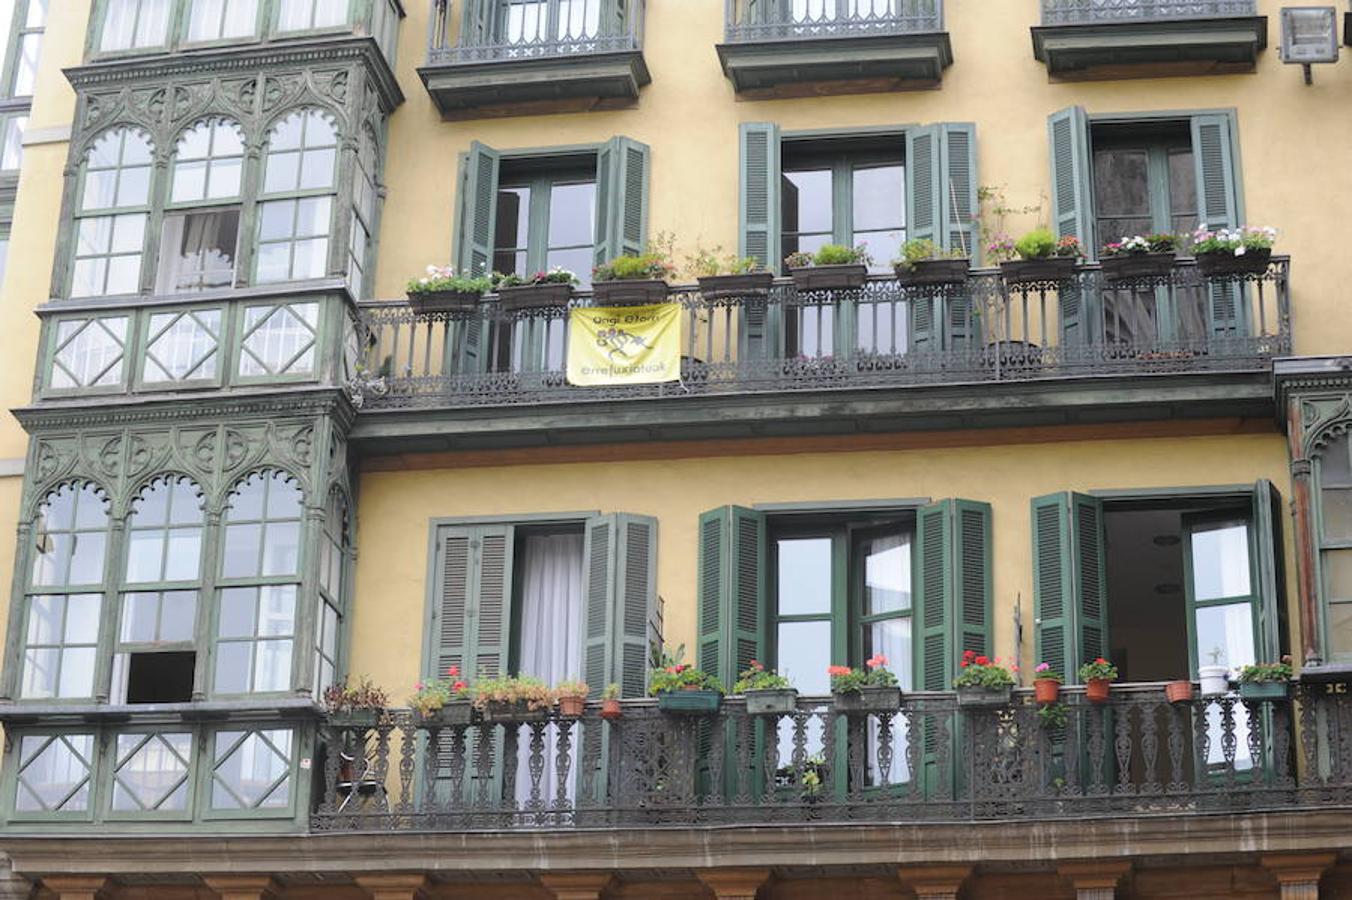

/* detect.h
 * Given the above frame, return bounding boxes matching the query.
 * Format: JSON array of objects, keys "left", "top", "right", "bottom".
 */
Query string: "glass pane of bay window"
[{"left": 156, "top": 209, "right": 240, "bottom": 292}]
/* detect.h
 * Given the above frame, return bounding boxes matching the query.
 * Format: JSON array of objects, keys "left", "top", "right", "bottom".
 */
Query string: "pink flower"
[
  {"left": 827, "top": 665, "right": 852, "bottom": 676},
  {"left": 866, "top": 653, "right": 888, "bottom": 669},
  {"left": 1035, "top": 662, "right": 1050, "bottom": 673},
  {"left": 414, "top": 681, "right": 425, "bottom": 691},
  {"left": 447, "top": 665, "right": 460, "bottom": 677}
]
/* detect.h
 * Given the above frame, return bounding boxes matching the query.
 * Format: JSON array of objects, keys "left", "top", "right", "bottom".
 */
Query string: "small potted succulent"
[
  {"left": 1164, "top": 678, "right": 1195, "bottom": 704},
  {"left": 1078, "top": 657, "right": 1118, "bottom": 704},
  {"left": 999, "top": 229, "right": 1082, "bottom": 286},
  {"left": 953, "top": 651, "right": 1016, "bottom": 707},
  {"left": 406, "top": 265, "right": 492, "bottom": 314},
  {"left": 471, "top": 674, "right": 554, "bottom": 723},
  {"left": 408, "top": 666, "right": 474, "bottom": 725},
  {"left": 892, "top": 238, "right": 969, "bottom": 287},
  {"left": 785, "top": 244, "right": 872, "bottom": 292},
  {"left": 688, "top": 245, "right": 773, "bottom": 299},
  {"left": 650, "top": 646, "right": 723, "bottom": 714},
  {"left": 1199, "top": 646, "right": 1230, "bottom": 697},
  {"left": 555, "top": 678, "right": 589, "bottom": 718},
  {"left": 1191, "top": 225, "right": 1277, "bottom": 278},
  {"left": 494, "top": 267, "right": 579, "bottom": 310},
  {"left": 829, "top": 653, "right": 901, "bottom": 714},
  {"left": 323, "top": 676, "right": 390, "bottom": 729},
  {"left": 733, "top": 660, "right": 797, "bottom": 715},
  {"left": 592, "top": 241, "right": 678, "bottom": 305},
  {"left": 1099, "top": 233, "right": 1177, "bottom": 282},
  {"left": 1032, "top": 663, "right": 1063, "bottom": 704},
  {"left": 599, "top": 682, "right": 622, "bottom": 720},
  {"left": 1236, "top": 656, "right": 1294, "bottom": 701}
]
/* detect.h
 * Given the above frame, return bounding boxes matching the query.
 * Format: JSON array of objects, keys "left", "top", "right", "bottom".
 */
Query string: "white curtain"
[{"left": 514, "top": 533, "right": 584, "bottom": 807}]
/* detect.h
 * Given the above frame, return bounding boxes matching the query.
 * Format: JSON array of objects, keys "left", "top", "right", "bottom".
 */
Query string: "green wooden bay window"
[
  {"left": 1315, "top": 432, "right": 1352, "bottom": 663},
  {"left": 0, "top": 0, "right": 44, "bottom": 99}
]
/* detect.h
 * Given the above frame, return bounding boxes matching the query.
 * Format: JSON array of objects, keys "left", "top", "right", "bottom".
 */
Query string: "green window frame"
[
  {"left": 347, "top": 126, "right": 379, "bottom": 298},
  {"left": 1316, "top": 432, "right": 1352, "bottom": 663},
  {"left": 213, "top": 470, "right": 304, "bottom": 698},
  {"left": 493, "top": 164, "right": 598, "bottom": 286},
  {"left": 0, "top": 0, "right": 45, "bottom": 100},
  {"left": 7, "top": 730, "right": 98, "bottom": 821},
  {"left": 71, "top": 127, "right": 155, "bottom": 298},
  {"left": 45, "top": 312, "right": 130, "bottom": 393},
  {"left": 96, "top": 0, "right": 173, "bottom": 54},
  {"left": 159, "top": 117, "right": 246, "bottom": 294},
  {"left": 0, "top": 111, "right": 26, "bottom": 173},
  {"left": 184, "top": 0, "right": 263, "bottom": 44},
  {"left": 137, "top": 304, "right": 227, "bottom": 388},
  {"left": 275, "top": 0, "right": 352, "bottom": 32},
  {"left": 255, "top": 109, "right": 338, "bottom": 285},
  {"left": 314, "top": 490, "right": 350, "bottom": 698},
  {"left": 107, "top": 727, "right": 196, "bottom": 819},
  {"left": 781, "top": 146, "right": 906, "bottom": 272}
]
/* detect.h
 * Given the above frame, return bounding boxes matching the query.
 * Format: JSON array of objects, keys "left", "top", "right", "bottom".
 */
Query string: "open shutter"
[
  {"left": 939, "top": 123, "right": 978, "bottom": 261},
  {"left": 954, "top": 499, "right": 992, "bottom": 661},
  {"left": 459, "top": 0, "right": 495, "bottom": 45},
  {"left": 1071, "top": 493, "right": 1107, "bottom": 668},
  {"left": 916, "top": 502, "right": 951, "bottom": 693},
  {"left": 594, "top": 136, "right": 650, "bottom": 267},
  {"left": 1191, "top": 112, "right": 1246, "bottom": 337},
  {"left": 916, "top": 499, "right": 993, "bottom": 689},
  {"left": 1252, "top": 480, "right": 1286, "bottom": 663},
  {"left": 455, "top": 142, "right": 500, "bottom": 277},
  {"left": 582, "top": 514, "right": 659, "bottom": 699},
  {"left": 696, "top": 506, "right": 765, "bottom": 688},
  {"left": 905, "top": 126, "right": 940, "bottom": 353},
  {"left": 428, "top": 524, "right": 516, "bottom": 681},
  {"left": 431, "top": 528, "right": 472, "bottom": 681},
  {"left": 1030, "top": 493, "right": 1106, "bottom": 681},
  {"left": 1048, "top": 108, "right": 1095, "bottom": 347},
  {"left": 738, "top": 123, "right": 783, "bottom": 360}
]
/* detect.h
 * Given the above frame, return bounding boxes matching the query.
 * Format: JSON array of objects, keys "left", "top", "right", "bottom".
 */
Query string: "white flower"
[
  {"left": 426, "top": 265, "right": 437, "bottom": 275},
  {"left": 1235, "top": 246, "right": 1245, "bottom": 256},
  {"left": 419, "top": 277, "right": 430, "bottom": 284}
]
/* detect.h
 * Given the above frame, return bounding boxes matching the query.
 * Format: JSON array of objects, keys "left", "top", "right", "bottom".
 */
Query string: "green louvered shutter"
[
  {"left": 429, "top": 524, "right": 516, "bottom": 681},
  {"left": 1252, "top": 480, "right": 1286, "bottom": 663},
  {"left": 939, "top": 123, "right": 978, "bottom": 260},
  {"left": 954, "top": 499, "right": 992, "bottom": 661},
  {"left": 1032, "top": 493, "right": 1072, "bottom": 681},
  {"left": 1072, "top": 493, "right": 1108, "bottom": 669},
  {"left": 1048, "top": 107, "right": 1095, "bottom": 346},
  {"left": 696, "top": 506, "right": 765, "bottom": 688},
  {"left": 455, "top": 142, "right": 500, "bottom": 277},
  {"left": 1191, "top": 113, "right": 1246, "bottom": 338},
  {"left": 906, "top": 126, "right": 940, "bottom": 352},
  {"left": 582, "top": 516, "right": 617, "bottom": 700},
  {"left": 594, "top": 136, "right": 650, "bottom": 266},
  {"left": 430, "top": 528, "right": 472, "bottom": 681},
  {"left": 739, "top": 123, "right": 783, "bottom": 359},
  {"left": 915, "top": 501, "right": 952, "bottom": 694},
  {"left": 582, "top": 514, "right": 660, "bottom": 699}
]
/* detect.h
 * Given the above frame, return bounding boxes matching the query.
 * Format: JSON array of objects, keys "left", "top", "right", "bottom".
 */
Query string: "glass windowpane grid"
[
  {"left": 210, "top": 728, "right": 292, "bottom": 809},
  {"left": 277, "top": 0, "right": 347, "bottom": 31},
  {"left": 187, "top": 0, "right": 259, "bottom": 41},
  {"left": 5, "top": 0, "right": 44, "bottom": 98},
  {"left": 20, "top": 594, "right": 102, "bottom": 699},
  {"left": 238, "top": 302, "right": 318, "bottom": 376},
  {"left": 15, "top": 733, "right": 93, "bottom": 813},
  {"left": 50, "top": 316, "right": 127, "bottom": 389},
  {"left": 143, "top": 309, "right": 222, "bottom": 383},
  {"left": 112, "top": 732, "right": 191, "bottom": 812},
  {"left": 99, "top": 0, "right": 170, "bottom": 52}
]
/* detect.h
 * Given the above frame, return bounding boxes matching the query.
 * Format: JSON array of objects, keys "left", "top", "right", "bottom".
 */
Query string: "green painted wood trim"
[
  {"left": 1088, "top": 485, "right": 1257, "bottom": 500},
  {"left": 752, "top": 498, "right": 931, "bottom": 513}
]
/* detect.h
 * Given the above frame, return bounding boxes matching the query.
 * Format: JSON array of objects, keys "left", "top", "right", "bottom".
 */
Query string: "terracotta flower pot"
[
  {"left": 1033, "top": 679, "right": 1061, "bottom": 704},
  {"left": 1165, "top": 680, "right": 1195, "bottom": 704},
  {"left": 558, "top": 695, "right": 586, "bottom": 718},
  {"left": 600, "top": 698, "right": 622, "bottom": 720},
  {"left": 1085, "top": 678, "right": 1112, "bottom": 704}
]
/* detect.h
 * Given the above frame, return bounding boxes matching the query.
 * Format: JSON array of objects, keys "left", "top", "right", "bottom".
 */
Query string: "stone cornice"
[
  {"left": 12, "top": 387, "right": 357, "bottom": 434},
  {"left": 64, "top": 36, "right": 404, "bottom": 112}
]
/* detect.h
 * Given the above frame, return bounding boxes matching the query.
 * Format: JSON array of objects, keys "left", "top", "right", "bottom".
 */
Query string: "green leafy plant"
[
  {"left": 471, "top": 674, "right": 553, "bottom": 712},
  {"left": 1237, "top": 657, "right": 1294, "bottom": 683},
  {"left": 733, "top": 660, "right": 792, "bottom": 693},
  {"left": 687, "top": 244, "right": 765, "bottom": 277},
  {"left": 893, "top": 238, "right": 963, "bottom": 270},
  {"left": 407, "top": 264, "right": 493, "bottom": 296},
  {"left": 649, "top": 645, "right": 723, "bottom": 694},
  {"left": 953, "top": 650, "right": 1017, "bottom": 689},
  {"left": 1014, "top": 228, "right": 1057, "bottom": 260},
  {"left": 408, "top": 665, "right": 471, "bottom": 716},
  {"left": 1037, "top": 702, "right": 1068, "bottom": 729},
  {"left": 1032, "top": 662, "right": 1064, "bottom": 684},
  {"left": 1190, "top": 225, "right": 1277, "bottom": 257},
  {"left": 828, "top": 653, "right": 898, "bottom": 693},
  {"left": 494, "top": 267, "right": 579, "bottom": 288},
  {"left": 601, "top": 683, "right": 621, "bottom": 701},
  {"left": 555, "top": 678, "right": 590, "bottom": 699},
  {"left": 323, "top": 676, "right": 390, "bottom": 713},
  {"left": 593, "top": 253, "right": 677, "bottom": 282},
  {"left": 1078, "top": 657, "right": 1119, "bottom": 682},
  {"left": 1101, "top": 233, "right": 1177, "bottom": 257},
  {"left": 786, "top": 243, "right": 873, "bottom": 269},
  {"left": 977, "top": 185, "right": 1045, "bottom": 263}
]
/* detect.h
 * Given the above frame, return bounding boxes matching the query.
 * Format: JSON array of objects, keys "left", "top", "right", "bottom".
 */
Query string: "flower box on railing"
[
  {"left": 696, "top": 272, "right": 774, "bottom": 300},
  {"left": 656, "top": 689, "right": 722, "bottom": 714},
  {"left": 955, "top": 686, "right": 1012, "bottom": 707},
  {"left": 479, "top": 701, "right": 551, "bottom": 724},
  {"left": 416, "top": 701, "right": 475, "bottom": 726},
  {"left": 592, "top": 279, "right": 670, "bottom": 305},
  {"left": 743, "top": 688, "right": 798, "bottom": 715},
  {"left": 328, "top": 709, "right": 383, "bottom": 729},
  {"left": 1100, "top": 253, "right": 1176, "bottom": 282},
  {"left": 999, "top": 257, "right": 1079, "bottom": 286},
  {"left": 790, "top": 264, "right": 868, "bottom": 292},
  {"left": 497, "top": 283, "right": 574, "bottom": 311},
  {"left": 1238, "top": 681, "right": 1289, "bottom": 701},
  {"left": 893, "top": 258, "right": 970, "bottom": 287},
  {"left": 832, "top": 686, "right": 901, "bottom": 715},
  {"left": 1195, "top": 248, "right": 1271, "bottom": 278},
  {"left": 407, "top": 290, "right": 482, "bottom": 314}
]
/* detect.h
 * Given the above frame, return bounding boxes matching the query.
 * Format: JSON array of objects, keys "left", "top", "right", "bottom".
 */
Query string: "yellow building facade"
[{"left": 1, "top": 0, "right": 1351, "bottom": 897}]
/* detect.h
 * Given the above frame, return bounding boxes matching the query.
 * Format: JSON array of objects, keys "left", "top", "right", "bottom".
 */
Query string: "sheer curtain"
[{"left": 514, "top": 532, "right": 584, "bottom": 806}]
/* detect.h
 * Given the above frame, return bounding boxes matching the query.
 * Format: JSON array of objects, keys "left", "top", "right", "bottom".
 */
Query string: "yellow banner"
[{"left": 567, "top": 303, "right": 681, "bottom": 386}]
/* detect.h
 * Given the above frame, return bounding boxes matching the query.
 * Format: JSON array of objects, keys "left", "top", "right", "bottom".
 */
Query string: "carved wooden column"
[
  {"left": 40, "top": 876, "right": 110, "bottom": 900},
  {"left": 203, "top": 874, "right": 280, "bottom": 900},
  {"left": 1058, "top": 861, "right": 1131, "bottom": 900},
  {"left": 1287, "top": 397, "right": 1324, "bottom": 666},
  {"left": 896, "top": 865, "right": 972, "bottom": 900},
  {"left": 1262, "top": 852, "right": 1335, "bottom": 899},
  {"left": 356, "top": 874, "right": 431, "bottom": 900},
  {"left": 538, "top": 872, "right": 616, "bottom": 900},
  {"left": 695, "top": 868, "right": 771, "bottom": 900}
]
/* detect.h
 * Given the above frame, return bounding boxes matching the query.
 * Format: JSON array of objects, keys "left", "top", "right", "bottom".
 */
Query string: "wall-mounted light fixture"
[{"left": 1281, "top": 6, "right": 1339, "bottom": 83}]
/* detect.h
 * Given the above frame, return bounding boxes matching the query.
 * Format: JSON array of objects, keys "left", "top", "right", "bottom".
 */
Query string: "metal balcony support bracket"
[
  {"left": 696, "top": 868, "right": 772, "bottom": 900},
  {"left": 538, "top": 872, "right": 617, "bottom": 900},
  {"left": 37, "top": 878, "right": 111, "bottom": 900},
  {"left": 1261, "top": 853, "right": 1336, "bottom": 900},
  {"left": 1058, "top": 861, "right": 1132, "bottom": 900},
  {"left": 202, "top": 875, "right": 281, "bottom": 900},
  {"left": 356, "top": 874, "right": 432, "bottom": 900},
  {"left": 896, "top": 864, "right": 973, "bottom": 900}
]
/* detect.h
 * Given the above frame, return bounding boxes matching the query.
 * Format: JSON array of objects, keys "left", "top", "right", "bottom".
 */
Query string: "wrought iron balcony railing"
[
  {"left": 1041, "top": 0, "right": 1257, "bottom": 25},
  {"left": 724, "top": 0, "right": 944, "bottom": 42},
  {"left": 351, "top": 258, "right": 1290, "bottom": 412},
  {"left": 312, "top": 683, "right": 1352, "bottom": 833},
  {"left": 427, "top": 0, "right": 645, "bottom": 65}
]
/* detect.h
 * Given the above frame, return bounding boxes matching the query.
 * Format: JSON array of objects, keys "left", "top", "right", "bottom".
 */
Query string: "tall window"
[
  {"left": 187, "top": 0, "right": 260, "bottom": 42},
  {"left": 314, "top": 491, "right": 348, "bottom": 697},
  {"left": 21, "top": 483, "right": 110, "bottom": 700},
  {"left": 0, "top": 112, "right": 26, "bottom": 172},
  {"left": 158, "top": 118, "right": 245, "bottom": 293},
  {"left": 98, "top": 0, "right": 171, "bottom": 52},
  {"left": 499, "top": 0, "right": 602, "bottom": 45},
  {"left": 493, "top": 167, "right": 596, "bottom": 286},
  {"left": 347, "top": 127, "right": 378, "bottom": 296},
  {"left": 113, "top": 476, "right": 204, "bottom": 704},
  {"left": 215, "top": 471, "right": 303, "bottom": 695},
  {"left": 256, "top": 110, "right": 337, "bottom": 284},
  {"left": 73, "top": 128, "right": 153, "bottom": 298},
  {"left": 1320, "top": 432, "right": 1352, "bottom": 662},
  {"left": 277, "top": 0, "right": 348, "bottom": 31},
  {"left": 0, "top": 0, "right": 46, "bottom": 98}
]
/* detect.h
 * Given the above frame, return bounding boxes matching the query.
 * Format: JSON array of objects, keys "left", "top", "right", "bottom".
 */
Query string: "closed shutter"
[
  {"left": 581, "top": 513, "right": 659, "bottom": 699},
  {"left": 739, "top": 123, "right": 783, "bottom": 360},
  {"left": 1030, "top": 493, "right": 1107, "bottom": 681},
  {"left": 696, "top": 506, "right": 765, "bottom": 689},
  {"left": 455, "top": 142, "right": 500, "bottom": 277},
  {"left": 594, "top": 136, "right": 650, "bottom": 267},
  {"left": 1048, "top": 107, "right": 1095, "bottom": 346},
  {"left": 1251, "top": 479, "right": 1286, "bottom": 663},
  {"left": 1191, "top": 113, "right": 1246, "bottom": 338}
]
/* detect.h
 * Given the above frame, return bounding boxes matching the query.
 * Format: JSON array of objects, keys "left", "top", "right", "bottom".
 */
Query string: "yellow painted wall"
[{"left": 350, "top": 432, "right": 1296, "bottom": 692}]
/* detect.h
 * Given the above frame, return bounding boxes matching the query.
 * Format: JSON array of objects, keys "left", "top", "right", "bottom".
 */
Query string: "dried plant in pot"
[
  {"left": 408, "top": 667, "right": 475, "bottom": 725},
  {"left": 733, "top": 661, "right": 797, "bottom": 716},
  {"left": 953, "top": 652, "right": 1016, "bottom": 707},
  {"left": 471, "top": 675, "right": 554, "bottom": 723},
  {"left": 323, "top": 676, "right": 390, "bottom": 728},
  {"left": 406, "top": 266, "right": 491, "bottom": 313},
  {"left": 786, "top": 244, "right": 871, "bottom": 292},
  {"left": 1078, "top": 658, "right": 1119, "bottom": 704},
  {"left": 829, "top": 655, "right": 901, "bottom": 714},
  {"left": 600, "top": 683, "right": 622, "bottom": 720},
  {"left": 555, "top": 679, "right": 589, "bottom": 718}
]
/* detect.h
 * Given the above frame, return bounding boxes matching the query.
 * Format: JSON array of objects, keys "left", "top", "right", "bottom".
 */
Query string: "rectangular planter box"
[
  {"left": 790, "top": 264, "right": 868, "bottom": 292},
  {"left": 744, "top": 688, "right": 798, "bottom": 716},
  {"left": 956, "top": 686, "right": 1012, "bottom": 707},
  {"left": 592, "top": 279, "right": 670, "bottom": 305},
  {"left": 656, "top": 689, "right": 722, "bottom": 715},
  {"left": 1099, "top": 252, "right": 1176, "bottom": 282},
  {"left": 479, "top": 701, "right": 551, "bottom": 724},
  {"left": 1238, "top": 681, "right": 1290, "bottom": 701},
  {"left": 328, "top": 710, "right": 382, "bottom": 729},
  {"left": 697, "top": 272, "right": 774, "bottom": 299},
  {"left": 497, "top": 282, "right": 574, "bottom": 311},
  {"left": 893, "top": 258, "right": 970, "bottom": 287},
  {"left": 416, "top": 701, "right": 475, "bottom": 726},
  {"left": 1195, "top": 248, "right": 1272, "bottom": 278},
  {"left": 1000, "top": 257, "right": 1079, "bottom": 286},
  {"left": 407, "top": 290, "right": 482, "bottom": 314},
  {"left": 832, "top": 686, "right": 901, "bottom": 715}
]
